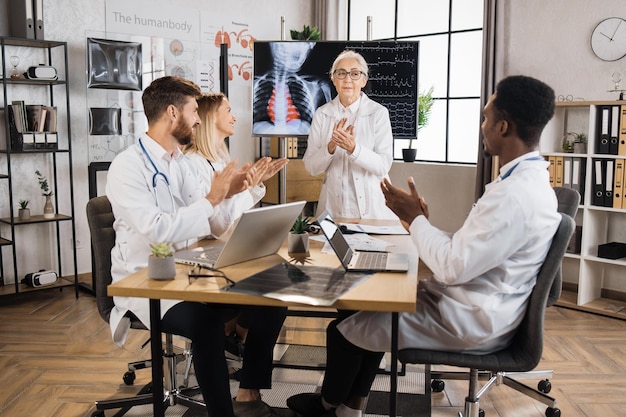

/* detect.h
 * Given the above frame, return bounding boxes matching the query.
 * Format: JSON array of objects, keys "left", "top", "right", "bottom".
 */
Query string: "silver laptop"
[
  {"left": 317, "top": 211, "right": 409, "bottom": 272},
  {"left": 175, "top": 201, "right": 306, "bottom": 269}
]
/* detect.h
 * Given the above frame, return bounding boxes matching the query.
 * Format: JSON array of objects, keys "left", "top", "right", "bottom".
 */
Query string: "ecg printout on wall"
[{"left": 352, "top": 41, "right": 419, "bottom": 139}]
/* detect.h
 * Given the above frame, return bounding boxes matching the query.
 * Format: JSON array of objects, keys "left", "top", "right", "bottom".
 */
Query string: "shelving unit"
[
  {"left": 541, "top": 100, "right": 626, "bottom": 319},
  {"left": 0, "top": 37, "right": 78, "bottom": 297},
  {"left": 259, "top": 136, "right": 324, "bottom": 207}
]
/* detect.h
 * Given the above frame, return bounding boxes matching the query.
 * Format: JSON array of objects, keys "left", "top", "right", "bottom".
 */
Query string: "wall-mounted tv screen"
[{"left": 252, "top": 40, "right": 419, "bottom": 138}]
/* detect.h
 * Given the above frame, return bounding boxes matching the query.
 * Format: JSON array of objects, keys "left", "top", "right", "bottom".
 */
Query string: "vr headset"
[{"left": 22, "top": 270, "right": 58, "bottom": 287}]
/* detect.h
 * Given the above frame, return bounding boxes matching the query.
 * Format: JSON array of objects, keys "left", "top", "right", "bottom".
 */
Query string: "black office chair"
[
  {"left": 398, "top": 213, "right": 575, "bottom": 417},
  {"left": 550, "top": 187, "right": 580, "bottom": 305},
  {"left": 87, "top": 196, "right": 202, "bottom": 417}
]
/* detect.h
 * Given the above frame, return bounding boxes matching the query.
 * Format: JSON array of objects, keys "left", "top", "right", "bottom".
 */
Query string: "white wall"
[
  {"left": 390, "top": 163, "right": 475, "bottom": 233},
  {"left": 498, "top": 0, "right": 625, "bottom": 101}
]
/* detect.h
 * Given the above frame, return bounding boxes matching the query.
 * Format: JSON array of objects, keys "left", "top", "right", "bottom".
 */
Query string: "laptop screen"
[{"left": 318, "top": 211, "right": 353, "bottom": 268}]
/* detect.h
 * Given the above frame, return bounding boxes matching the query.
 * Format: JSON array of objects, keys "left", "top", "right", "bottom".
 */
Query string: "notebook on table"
[
  {"left": 317, "top": 210, "right": 409, "bottom": 272},
  {"left": 175, "top": 200, "right": 306, "bottom": 269}
]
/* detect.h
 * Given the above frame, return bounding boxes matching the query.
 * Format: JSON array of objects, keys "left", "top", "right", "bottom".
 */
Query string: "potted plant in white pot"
[
  {"left": 18, "top": 199, "right": 30, "bottom": 220},
  {"left": 35, "top": 170, "right": 55, "bottom": 218},
  {"left": 402, "top": 87, "right": 435, "bottom": 162},
  {"left": 148, "top": 242, "right": 176, "bottom": 280},
  {"left": 288, "top": 213, "right": 312, "bottom": 254}
]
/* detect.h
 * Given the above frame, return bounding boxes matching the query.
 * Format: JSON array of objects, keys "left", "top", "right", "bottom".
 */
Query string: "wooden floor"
[{"left": 1, "top": 286, "right": 626, "bottom": 417}]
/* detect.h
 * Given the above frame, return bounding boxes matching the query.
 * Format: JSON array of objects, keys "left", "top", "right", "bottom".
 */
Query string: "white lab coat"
[
  {"left": 185, "top": 152, "right": 266, "bottom": 237},
  {"left": 303, "top": 93, "right": 396, "bottom": 219},
  {"left": 105, "top": 134, "right": 232, "bottom": 346},
  {"left": 338, "top": 152, "right": 561, "bottom": 354}
]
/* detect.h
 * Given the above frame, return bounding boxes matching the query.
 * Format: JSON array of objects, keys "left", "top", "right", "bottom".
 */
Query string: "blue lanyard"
[
  {"left": 138, "top": 138, "right": 170, "bottom": 187},
  {"left": 500, "top": 156, "right": 544, "bottom": 180}
]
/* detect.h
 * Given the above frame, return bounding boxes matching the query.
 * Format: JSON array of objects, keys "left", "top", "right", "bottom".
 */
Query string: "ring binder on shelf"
[
  {"left": 593, "top": 159, "right": 605, "bottom": 206},
  {"left": 613, "top": 158, "right": 624, "bottom": 209},
  {"left": 610, "top": 105, "right": 620, "bottom": 155},
  {"left": 34, "top": 0, "right": 44, "bottom": 39},
  {"left": 8, "top": 0, "right": 35, "bottom": 39},
  {"left": 596, "top": 106, "right": 611, "bottom": 154},
  {"left": 605, "top": 159, "right": 614, "bottom": 207}
]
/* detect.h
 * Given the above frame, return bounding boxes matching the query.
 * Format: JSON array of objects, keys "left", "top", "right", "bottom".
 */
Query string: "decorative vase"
[
  {"left": 147, "top": 255, "right": 177, "bottom": 280},
  {"left": 573, "top": 142, "right": 587, "bottom": 154},
  {"left": 43, "top": 196, "right": 55, "bottom": 219},
  {"left": 288, "top": 232, "right": 309, "bottom": 254},
  {"left": 402, "top": 148, "right": 417, "bottom": 162},
  {"left": 18, "top": 208, "right": 31, "bottom": 220}
]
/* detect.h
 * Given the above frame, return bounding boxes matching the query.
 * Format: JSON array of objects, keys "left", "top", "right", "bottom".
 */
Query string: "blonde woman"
[{"left": 184, "top": 93, "right": 288, "bottom": 237}]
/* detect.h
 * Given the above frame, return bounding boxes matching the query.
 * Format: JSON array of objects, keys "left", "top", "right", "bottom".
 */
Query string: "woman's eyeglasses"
[
  {"left": 333, "top": 70, "right": 366, "bottom": 80},
  {"left": 187, "top": 264, "right": 234, "bottom": 288}
]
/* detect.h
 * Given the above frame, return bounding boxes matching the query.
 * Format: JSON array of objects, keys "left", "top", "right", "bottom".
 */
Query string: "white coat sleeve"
[
  {"left": 410, "top": 186, "right": 528, "bottom": 285},
  {"left": 106, "top": 151, "right": 214, "bottom": 244}
]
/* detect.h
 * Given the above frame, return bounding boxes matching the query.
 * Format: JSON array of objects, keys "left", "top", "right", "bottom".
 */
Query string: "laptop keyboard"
[{"left": 354, "top": 251, "right": 387, "bottom": 270}]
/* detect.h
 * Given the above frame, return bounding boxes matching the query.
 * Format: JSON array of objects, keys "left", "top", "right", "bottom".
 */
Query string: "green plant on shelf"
[
  {"left": 561, "top": 132, "right": 587, "bottom": 153},
  {"left": 18, "top": 199, "right": 29, "bottom": 209},
  {"left": 35, "top": 170, "right": 53, "bottom": 196}
]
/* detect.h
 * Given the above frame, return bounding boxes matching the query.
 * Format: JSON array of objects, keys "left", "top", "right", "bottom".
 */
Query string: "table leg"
[
  {"left": 390, "top": 312, "right": 398, "bottom": 417},
  {"left": 150, "top": 298, "right": 165, "bottom": 417}
]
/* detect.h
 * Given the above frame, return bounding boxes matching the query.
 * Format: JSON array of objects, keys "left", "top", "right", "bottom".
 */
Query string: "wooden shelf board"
[
  {"left": 0, "top": 214, "right": 72, "bottom": 225},
  {"left": 556, "top": 100, "right": 626, "bottom": 107},
  {"left": 556, "top": 290, "right": 626, "bottom": 320},
  {"left": 0, "top": 275, "right": 76, "bottom": 297}
]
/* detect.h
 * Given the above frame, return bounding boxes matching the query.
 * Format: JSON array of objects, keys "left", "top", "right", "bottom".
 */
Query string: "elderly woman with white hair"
[{"left": 303, "top": 49, "right": 397, "bottom": 220}]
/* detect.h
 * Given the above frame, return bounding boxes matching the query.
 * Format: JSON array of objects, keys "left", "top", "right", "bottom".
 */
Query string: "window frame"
[{"left": 347, "top": 0, "right": 484, "bottom": 165}]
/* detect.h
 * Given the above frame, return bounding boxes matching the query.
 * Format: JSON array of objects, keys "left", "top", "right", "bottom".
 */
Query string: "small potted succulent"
[
  {"left": 561, "top": 132, "right": 587, "bottom": 153},
  {"left": 288, "top": 213, "right": 312, "bottom": 254},
  {"left": 148, "top": 242, "right": 176, "bottom": 280},
  {"left": 18, "top": 199, "right": 30, "bottom": 220}
]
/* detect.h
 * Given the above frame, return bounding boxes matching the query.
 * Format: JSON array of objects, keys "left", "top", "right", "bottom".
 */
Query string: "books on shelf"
[{"left": 7, "top": 101, "right": 58, "bottom": 150}]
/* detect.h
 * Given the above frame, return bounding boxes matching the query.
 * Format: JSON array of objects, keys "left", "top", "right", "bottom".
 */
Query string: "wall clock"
[{"left": 591, "top": 17, "right": 626, "bottom": 61}]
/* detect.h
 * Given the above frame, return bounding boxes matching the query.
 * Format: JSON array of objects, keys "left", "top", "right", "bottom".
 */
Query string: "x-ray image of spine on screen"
[{"left": 253, "top": 41, "right": 333, "bottom": 136}]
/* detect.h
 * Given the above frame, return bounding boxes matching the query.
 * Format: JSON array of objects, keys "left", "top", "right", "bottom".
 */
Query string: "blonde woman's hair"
[
  {"left": 183, "top": 93, "right": 230, "bottom": 163},
  {"left": 329, "top": 50, "right": 368, "bottom": 80}
]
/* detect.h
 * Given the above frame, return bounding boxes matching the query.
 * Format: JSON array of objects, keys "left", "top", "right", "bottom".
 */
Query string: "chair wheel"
[
  {"left": 546, "top": 407, "right": 561, "bottom": 417},
  {"left": 123, "top": 370, "right": 136, "bottom": 385},
  {"left": 538, "top": 379, "right": 552, "bottom": 393},
  {"left": 479, "top": 409, "right": 485, "bottom": 417},
  {"left": 431, "top": 379, "right": 445, "bottom": 392},
  {"left": 92, "top": 411, "right": 105, "bottom": 417}
]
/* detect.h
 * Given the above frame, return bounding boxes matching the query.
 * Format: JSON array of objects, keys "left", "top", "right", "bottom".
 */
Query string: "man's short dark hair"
[
  {"left": 493, "top": 75, "right": 555, "bottom": 147},
  {"left": 142, "top": 76, "right": 202, "bottom": 123}
]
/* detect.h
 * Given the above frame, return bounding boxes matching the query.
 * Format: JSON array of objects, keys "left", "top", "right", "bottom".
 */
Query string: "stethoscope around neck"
[
  {"left": 139, "top": 138, "right": 170, "bottom": 187},
  {"left": 138, "top": 138, "right": 175, "bottom": 210}
]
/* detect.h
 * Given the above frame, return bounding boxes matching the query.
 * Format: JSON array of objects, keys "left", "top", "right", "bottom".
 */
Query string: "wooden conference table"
[{"left": 108, "top": 220, "right": 419, "bottom": 417}]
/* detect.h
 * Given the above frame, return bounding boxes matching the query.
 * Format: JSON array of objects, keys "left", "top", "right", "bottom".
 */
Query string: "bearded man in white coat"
[{"left": 287, "top": 75, "right": 561, "bottom": 417}]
